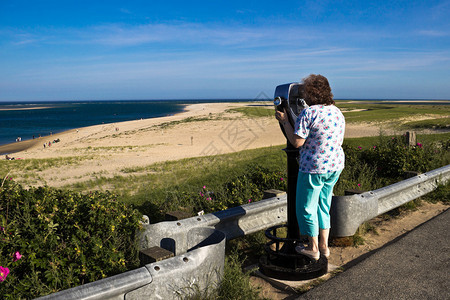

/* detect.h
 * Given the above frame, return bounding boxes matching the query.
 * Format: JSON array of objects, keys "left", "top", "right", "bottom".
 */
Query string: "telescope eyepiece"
[{"left": 274, "top": 97, "right": 283, "bottom": 106}]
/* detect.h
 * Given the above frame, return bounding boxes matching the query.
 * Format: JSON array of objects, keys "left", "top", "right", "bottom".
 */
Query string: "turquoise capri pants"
[{"left": 295, "top": 170, "right": 342, "bottom": 237}]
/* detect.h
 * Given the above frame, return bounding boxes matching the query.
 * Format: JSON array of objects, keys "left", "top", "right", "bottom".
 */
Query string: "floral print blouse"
[{"left": 294, "top": 104, "right": 345, "bottom": 174}]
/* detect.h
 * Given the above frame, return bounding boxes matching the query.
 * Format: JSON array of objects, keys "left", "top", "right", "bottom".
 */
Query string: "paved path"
[{"left": 298, "top": 208, "right": 450, "bottom": 299}]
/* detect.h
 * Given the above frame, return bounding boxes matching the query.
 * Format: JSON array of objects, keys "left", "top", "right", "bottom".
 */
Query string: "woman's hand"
[
  {"left": 275, "top": 108, "right": 306, "bottom": 148},
  {"left": 275, "top": 108, "right": 288, "bottom": 124}
]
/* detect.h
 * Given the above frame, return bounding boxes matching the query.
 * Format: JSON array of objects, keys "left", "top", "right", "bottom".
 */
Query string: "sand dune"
[{"left": 5, "top": 102, "right": 394, "bottom": 187}]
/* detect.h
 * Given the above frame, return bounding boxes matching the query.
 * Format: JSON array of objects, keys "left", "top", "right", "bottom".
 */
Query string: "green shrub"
[
  {"left": 0, "top": 179, "right": 142, "bottom": 299},
  {"left": 359, "top": 135, "right": 448, "bottom": 178},
  {"left": 334, "top": 135, "right": 449, "bottom": 196},
  {"left": 156, "top": 165, "right": 287, "bottom": 217}
]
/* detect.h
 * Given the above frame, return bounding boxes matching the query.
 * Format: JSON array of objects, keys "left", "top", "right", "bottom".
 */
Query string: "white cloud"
[
  {"left": 37, "top": 22, "right": 318, "bottom": 49},
  {"left": 120, "top": 8, "right": 132, "bottom": 14},
  {"left": 417, "top": 30, "right": 448, "bottom": 37}
]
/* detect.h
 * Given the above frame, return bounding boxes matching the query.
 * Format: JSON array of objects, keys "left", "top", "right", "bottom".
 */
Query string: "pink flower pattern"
[
  {"left": 0, "top": 266, "right": 9, "bottom": 282},
  {"left": 295, "top": 105, "right": 345, "bottom": 173},
  {"left": 13, "top": 251, "right": 22, "bottom": 262}
]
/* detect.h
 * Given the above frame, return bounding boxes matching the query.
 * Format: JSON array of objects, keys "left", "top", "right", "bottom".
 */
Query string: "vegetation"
[
  {"left": 0, "top": 180, "right": 142, "bottom": 298},
  {"left": 154, "top": 116, "right": 218, "bottom": 130},
  {"left": 59, "top": 132, "right": 449, "bottom": 222},
  {"left": 336, "top": 133, "right": 450, "bottom": 194},
  {"left": 401, "top": 116, "right": 450, "bottom": 130},
  {"left": 226, "top": 106, "right": 274, "bottom": 117},
  {"left": 336, "top": 101, "right": 450, "bottom": 126},
  {"left": 201, "top": 251, "right": 264, "bottom": 300}
]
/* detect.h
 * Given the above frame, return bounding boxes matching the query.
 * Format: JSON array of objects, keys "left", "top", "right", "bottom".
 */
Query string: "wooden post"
[{"left": 406, "top": 131, "right": 416, "bottom": 147}]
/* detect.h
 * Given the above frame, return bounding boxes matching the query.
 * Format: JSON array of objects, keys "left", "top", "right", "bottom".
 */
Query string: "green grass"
[
  {"left": 335, "top": 102, "right": 450, "bottom": 124},
  {"left": 342, "top": 132, "right": 450, "bottom": 148},
  {"left": 421, "top": 182, "right": 450, "bottom": 205},
  {"left": 69, "top": 145, "right": 286, "bottom": 191},
  {"left": 227, "top": 101, "right": 450, "bottom": 126},
  {"left": 63, "top": 145, "right": 287, "bottom": 219},
  {"left": 401, "top": 117, "right": 450, "bottom": 130},
  {"left": 226, "top": 106, "right": 274, "bottom": 117},
  {"left": 0, "top": 155, "right": 97, "bottom": 186},
  {"left": 188, "top": 250, "right": 266, "bottom": 300},
  {"left": 155, "top": 116, "right": 217, "bottom": 130}
]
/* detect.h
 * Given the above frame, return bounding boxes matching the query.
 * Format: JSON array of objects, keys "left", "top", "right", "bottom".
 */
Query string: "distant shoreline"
[
  {"left": 337, "top": 99, "right": 450, "bottom": 104},
  {"left": 0, "top": 102, "right": 197, "bottom": 155},
  {"left": 0, "top": 106, "right": 53, "bottom": 111},
  {"left": 0, "top": 137, "right": 45, "bottom": 156}
]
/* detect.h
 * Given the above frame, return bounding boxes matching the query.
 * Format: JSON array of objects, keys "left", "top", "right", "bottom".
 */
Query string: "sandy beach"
[{"left": 3, "top": 102, "right": 398, "bottom": 187}]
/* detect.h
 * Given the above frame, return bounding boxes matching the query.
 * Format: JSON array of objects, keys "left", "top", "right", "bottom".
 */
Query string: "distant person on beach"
[{"left": 275, "top": 74, "right": 345, "bottom": 261}]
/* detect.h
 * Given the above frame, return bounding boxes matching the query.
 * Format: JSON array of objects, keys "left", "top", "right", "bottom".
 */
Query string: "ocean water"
[
  {"left": 2, "top": 98, "right": 447, "bottom": 147},
  {"left": 0, "top": 100, "right": 247, "bottom": 147}
]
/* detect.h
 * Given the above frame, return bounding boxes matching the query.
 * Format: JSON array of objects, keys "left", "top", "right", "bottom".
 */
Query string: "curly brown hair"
[{"left": 302, "top": 74, "right": 334, "bottom": 106}]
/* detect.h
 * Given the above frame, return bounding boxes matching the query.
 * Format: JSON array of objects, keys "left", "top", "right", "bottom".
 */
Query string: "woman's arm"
[{"left": 275, "top": 109, "right": 306, "bottom": 148}]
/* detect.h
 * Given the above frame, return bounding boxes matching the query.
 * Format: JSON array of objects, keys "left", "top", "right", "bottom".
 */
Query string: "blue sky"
[{"left": 0, "top": 0, "right": 449, "bottom": 101}]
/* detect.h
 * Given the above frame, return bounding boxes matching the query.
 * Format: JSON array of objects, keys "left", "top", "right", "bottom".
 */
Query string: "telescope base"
[
  {"left": 259, "top": 254, "right": 328, "bottom": 281},
  {"left": 259, "top": 224, "right": 328, "bottom": 281}
]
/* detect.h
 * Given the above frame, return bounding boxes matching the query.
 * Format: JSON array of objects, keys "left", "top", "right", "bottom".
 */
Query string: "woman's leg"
[
  {"left": 296, "top": 172, "right": 325, "bottom": 260},
  {"left": 317, "top": 171, "right": 342, "bottom": 255},
  {"left": 319, "top": 228, "right": 330, "bottom": 255},
  {"left": 296, "top": 172, "right": 323, "bottom": 239},
  {"left": 307, "top": 235, "right": 319, "bottom": 252}
]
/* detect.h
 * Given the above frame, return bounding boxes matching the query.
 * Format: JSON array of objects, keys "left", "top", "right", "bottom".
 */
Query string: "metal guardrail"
[
  {"left": 139, "top": 195, "right": 288, "bottom": 250},
  {"left": 37, "top": 164, "right": 449, "bottom": 299},
  {"left": 331, "top": 164, "right": 450, "bottom": 237},
  {"left": 38, "top": 227, "right": 226, "bottom": 300}
]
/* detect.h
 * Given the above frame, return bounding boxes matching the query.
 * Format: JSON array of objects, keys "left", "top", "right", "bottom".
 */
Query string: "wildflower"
[
  {"left": 248, "top": 199, "right": 252, "bottom": 203},
  {"left": 373, "top": 146, "right": 376, "bottom": 149},
  {"left": 357, "top": 183, "right": 361, "bottom": 188},
  {"left": 203, "top": 185, "right": 206, "bottom": 189},
  {"left": 0, "top": 266, "right": 9, "bottom": 282},
  {"left": 358, "top": 146, "right": 362, "bottom": 150},
  {"left": 13, "top": 251, "right": 22, "bottom": 261},
  {"left": 416, "top": 143, "right": 423, "bottom": 148},
  {"left": 118, "top": 258, "right": 126, "bottom": 266},
  {"left": 200, "top": 192, "right": 204, "bottom": 197},
  {"left": 280, "top": 177, "right": 284, "bottom": 181},
  {"left": 206, "top": 197, "right": 211, "bottom": 201}
]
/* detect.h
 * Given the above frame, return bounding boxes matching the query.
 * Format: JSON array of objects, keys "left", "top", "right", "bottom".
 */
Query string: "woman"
[{"left": 275, "top": 74, "right": 345, "bottom": 260}]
